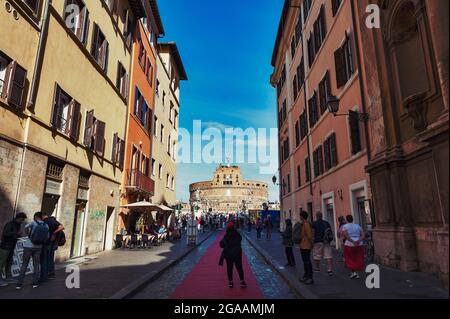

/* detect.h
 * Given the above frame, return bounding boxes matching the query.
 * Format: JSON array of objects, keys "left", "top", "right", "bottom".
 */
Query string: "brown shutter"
[
  {"left": 81, "top": 8, "right": 90, "bottom": 44},
  {"left": 118, "top": 139, "right": 125, "bottom": 169},
  {"left": 84, "top": 110, "right": 95, "bottom": 147},
  {"left": 70, "top": 101, "right": 81, "bottom": 140},
  {"left": 1, "top": 60, "right": 13, "bottom": 99},
  {"left": 75, "top": 6, "right": 85, "bottom": 39},
  {"left": 51, "top": 84, "right": 62, "bottom": 127},
  {"left": 319, "top": 79, "right": 326, "bottom": 114},
  {"left": 7, "top": 61, "right": 27, "bottom": 108},
  {"left": 111, "top": 133, "right": 118, "bottom": 164},
  {"left": 91, "top": 24, "right": 99, "bottom": 58},
  {"left": 94, "top": 120, "right": 106, "bottom": 156},
  {"left": 330, "top": 133, "right": 338, "bottom": 167},
  {"left": 318, "top": 145, "right": 324, "bottom": 175},
  {"left": 324, "top": 138, "right": 331, "bottom": 171},
  {"left": 65, "top": 99, "right": 75, "bottom": 135},
  {"left": 335, "top": 47, "right": 346, "bottom": 88}
]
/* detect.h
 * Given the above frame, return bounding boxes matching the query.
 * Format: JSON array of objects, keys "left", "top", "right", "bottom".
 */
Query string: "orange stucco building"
[{"left": 118, "top": 0, "right": 165, "bottom": 232}]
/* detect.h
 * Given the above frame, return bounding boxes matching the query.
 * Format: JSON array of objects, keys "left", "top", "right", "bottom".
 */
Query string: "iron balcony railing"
[{"left": 126, "top": 169, "right": 154, "bottom": 194}]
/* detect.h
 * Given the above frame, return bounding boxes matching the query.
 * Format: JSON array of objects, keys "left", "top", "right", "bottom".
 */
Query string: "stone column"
[{"left": 426, "top": 0, "right": 449, "bottom": 111}]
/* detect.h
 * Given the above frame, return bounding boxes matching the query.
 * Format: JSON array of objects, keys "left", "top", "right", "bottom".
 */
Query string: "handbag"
[{"left": 218, "top": 251, "right": 225, "bottom": 266}]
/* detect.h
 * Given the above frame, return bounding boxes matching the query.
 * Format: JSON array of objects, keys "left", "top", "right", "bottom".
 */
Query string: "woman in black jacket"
[
  {"left": 220, "top": 222, "right": 247, "bottom": 288},
  {"left": 282, "top": 219, "right": 296, "bottom": 267}
]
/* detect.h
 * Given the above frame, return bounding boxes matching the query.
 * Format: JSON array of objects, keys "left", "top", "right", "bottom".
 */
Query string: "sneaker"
[
  {"left": 304, "top": 278, "right": 314, "bottom": 285},
  {"left": 32, "top": 284, "right": 39, "bottom": 289},
  {"left": 228, "top": 281, "right": 234, "bottom": 288},
  {"left": 240, "top": 281, "right": 248, "bottom": 288},
  {"left": 15, "top": 285, "right": 22, "bottom": 290},
  {"left": 0, "top": 282, "right": 8, "bottom": 287},
  {"left": 350, "top": 272, "right": 360, "bottom": 279},
  {"left": 328, "top": 270, "right": 334, "bottom": 276}
]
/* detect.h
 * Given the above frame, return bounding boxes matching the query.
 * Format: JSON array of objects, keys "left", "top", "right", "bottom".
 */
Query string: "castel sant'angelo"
[{"left": 189, "top": 165, "right": 269, "bottom": 213}]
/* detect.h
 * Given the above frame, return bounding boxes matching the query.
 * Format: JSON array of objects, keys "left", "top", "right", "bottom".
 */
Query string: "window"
[
  {"left": 166, "top": 174, "right": 170, "bottom": 188},
  {"left": 303, "top": 0, "right": 312, "bottom": 24},
  {"left": 305, "top": 157, "right": 311, "bottom": 183},
  {"left": 297, "top": 165, "right": 302, "bottom": 188},
  {"left": 138, "top": 40, "right": 146, "bottom": 70},
  {"left": 171, "top": 176, "right": 175, "bottom": 190},
  {"left": 154, "top": 116, "right": 158, "bottom": 137},
  {"left": 324, "top": 133, "right": 338, "bottom": 170},
  {"left": 151, "top": 159, "right": 156, "bottom": 176},
  {"left": 111, "top": 133, "right": 125, "bottom": 168},
  {"left": 308, "top": 92, "right": 319, "bottom": 127},
  {"left": 169, "top": 103, "right": 175, "bottom": 124},
  {"left": 64, "top": 0, "right": 89, "bottom": 44},
  {"left": 134, "top": 87, "right": 151, "bottom": 132},
  {"left": 104, "top": 0, "right": 115, "bottom": 13},
  {"left": 335, "top": 33, "right": 355, "bottom": 88},
  {"left": 287, "top": 174, "right": 291, "bottom": 193},
  {"left": 291, "top": 36, "right": 296, "bottom": 59},
  {"left": 313, "top": 146, "right": 325, "bottom": 178},
  {"left": 332, "top": 0, "right": 343, "bottom": 16},
  {"left": 83, "top": 110, "right": 106, "bottom": 156},
  {"left": 0, "top": 53, "right": 27, "bottom": 109},
  {"left": 313, "top": 6, "right": 327, "bottom": 53},
  {"left": 158, "top": 164, "right": 163, "bottom": 179},
  {"left": 293, "top": 76, "right": 298, "bottom": 101},
  {"left": 349, "top": 111, "right": 362, "bottom": 155},
  {"left": 295, "top": 16, "right": 302, "bottom": 45},
  {"left": 282, "top": 100, "right": 287, "bottom": 123},
  {"left": 281, "top": 65, "right": 286, "bottom": 88},
  {"left": 116, "top": 62, "right": 128, "bottom": 98},
  {"left": 156, "top": 79, "right": 160, "bottom": 96},
  {"left": 297, "top": 58, "right": 305, "bottom": 91},
  {"left": 307, "top": 33, "right": 315, "bottom": 68},
  {"left": 51, "top": 84, "right": 81, "bottom": 140},
  {"left": 300, "top": 109, "right": 308, "bottom": 140},
  {"left": 91, "top": 23, "right": 109, "bottom": 71},
  {"left": 23, "top": 0, "right": 39, "bottom": 14},
  {"left": 318, "top": 71, "right": 331, "bottom": 114},
  {"left": 123, "top": 9, "right": 133, "bottom": 47},
  {"left": 162, "top": 91, "right": 166, "bottom": 106},
  {"left": 160, "top": 124, "right": 164, "bottom": 144},
  {"left": 146, "top": 58, "right": 153, "bottom": 86},
  {"left": 295, "top": 120, "right": 300, "bottom": 147}
]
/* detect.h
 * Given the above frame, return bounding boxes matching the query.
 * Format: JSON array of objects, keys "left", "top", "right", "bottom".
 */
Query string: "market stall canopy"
[
  {"left": 120, "top": 201, "right": 159, "bottom": 209},
  {"left": 157, "top": 204, "right": 174, "bottom": 212}
]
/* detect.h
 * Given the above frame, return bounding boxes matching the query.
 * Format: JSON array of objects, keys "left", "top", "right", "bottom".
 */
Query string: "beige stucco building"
[
  {"left": 189, "top": 165, "right": 269, "bottom": 213},
  {"left": 150, "top": 42, "right": 187, "bottom": 207},
  {"left": 0, "top": 0, "right": 145, "bottom": 261}
]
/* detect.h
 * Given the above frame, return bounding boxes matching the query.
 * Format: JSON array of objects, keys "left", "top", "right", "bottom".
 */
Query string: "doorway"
[
  {"left": 71, "top": 201, "right": 87, "bottom": 258},
  {"left": 41, "top": 194, "right": 59, "bottom": 217},
  {"left": 103, "top": 207, "right": 115, "bottom": 251}
]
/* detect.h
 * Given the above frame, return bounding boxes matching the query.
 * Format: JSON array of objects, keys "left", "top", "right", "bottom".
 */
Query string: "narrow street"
[{"left": 132, "top": 230, "right": 298, "bottom": 299}]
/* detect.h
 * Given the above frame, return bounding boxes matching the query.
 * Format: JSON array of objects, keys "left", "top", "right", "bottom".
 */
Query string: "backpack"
[
  {"left": 30, "top": 222, "right": 49, "bottom": 245},
  {"left": 292, "top": 222, "right": 303, "bottom": 244},
  {"left": 57, "top": 231, "right": 66, "bottom": 247},
  {"left": 323, "top": 226, "right": 334, "bottom": 244}
]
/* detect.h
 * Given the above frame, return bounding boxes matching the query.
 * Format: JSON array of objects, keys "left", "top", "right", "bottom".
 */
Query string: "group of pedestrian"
[
  {"left": 253, "top": 216, "right": 273, "bottom": 240},
  {"left": 0, "top": 212, "right": 65, "bottom": 290},
  {"left": 281, "top": 211, "right": 365, "bottom": 285}
]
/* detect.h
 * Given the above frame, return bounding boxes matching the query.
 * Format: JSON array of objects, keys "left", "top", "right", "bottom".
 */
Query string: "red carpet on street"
[{"left": 170, "top": 231, "right": 264, "bottom": 299}]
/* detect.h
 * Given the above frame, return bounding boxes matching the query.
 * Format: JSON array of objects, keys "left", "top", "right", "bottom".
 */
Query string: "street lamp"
[
  {"left": 326, "top": 95, "right": 369, "bottom": 122},
  {"left": 272, "top": 176, "right": 286, "bottom": 187}
]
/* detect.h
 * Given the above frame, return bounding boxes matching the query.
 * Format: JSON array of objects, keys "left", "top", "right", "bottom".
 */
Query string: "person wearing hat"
[{"left": 219, "top": 222, "right": 247, "bottom": 288}]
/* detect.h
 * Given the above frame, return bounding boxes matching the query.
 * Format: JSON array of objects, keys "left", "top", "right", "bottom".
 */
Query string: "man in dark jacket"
[
  {"left": 40, "top": 212, "right": 64, "bottom": 283},
  {"left": 282, "top": 219, "right": 296, "bottom": 267},
  {"left": 312, "top": 212, "right": 334, "bottom": 276},
  {"left": 220, "top": 222, "right": 247, "bottom": 288},
  {"left": 0, "top": 212, "right": 27, "bottom": 286}
]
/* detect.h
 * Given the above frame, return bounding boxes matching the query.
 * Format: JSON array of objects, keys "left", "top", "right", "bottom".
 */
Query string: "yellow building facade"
[{"left": 0, "top": 0, "right": 146, "bottom": 261}]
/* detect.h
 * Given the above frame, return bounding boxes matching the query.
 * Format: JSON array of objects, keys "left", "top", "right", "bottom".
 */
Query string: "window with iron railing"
[
  {"left": 47, "top": 163, "right": 64, "bottom": 181},
  {"left": 78, "top": 174, "right": 90, "bottom": 188}
]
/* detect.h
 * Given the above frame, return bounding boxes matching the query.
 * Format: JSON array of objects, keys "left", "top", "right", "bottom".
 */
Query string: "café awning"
[{"left": 120, "top": 201, "right": 174, "bottom": 212}]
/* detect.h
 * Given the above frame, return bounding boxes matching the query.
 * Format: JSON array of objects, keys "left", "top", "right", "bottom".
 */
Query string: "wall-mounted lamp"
[{"left": 326, "top": 95, "right": 369, "bottom": 122}]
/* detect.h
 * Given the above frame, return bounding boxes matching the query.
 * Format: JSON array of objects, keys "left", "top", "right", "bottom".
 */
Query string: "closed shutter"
[
  {"left": 102, "top": 41, "right": 109, "bottom": 72},
  {"left": 81, "top": 8, "right": 90, "bottom": 44},
  {"left": 68, "top": 100, "right": 81, "bottom": 140},
  {"left": 330, "top": 133, "right": 338, "bottom": 167},
  {"left": 93, "top": 120, "right": 106, "bottom": 156},
  {"left": 318, "top": 145, "right": 324, "bottom": 175},
  {"left": 91, "top": 24, "right": 99, "bottom": 59},
  {"left": 320, "top": 6, "right": 327, "bottom": 41},
  {"left": 313, "top": 150, "right": 319, "bottom": 178},
  {"left": 1, "top": 60, "right": 13, "bottom": 99},
  {"left": 84, "top": 110, "right": 95, "bottom": 147},
  {"left": 51, "top": 84, "right": 62, "bottom": 128},
  {"left": 75, "top": 5, "right": 85, "bottom": 39},
  {"left": 6, "top": 61, "right": 27, "bottom": 108},
  {"left": 324, "top": 139, "right": 330, "bottom": 171},
  {"left": 111, "top": 133, "right": 118, "bottom": 164},
  {"left": 335, "top": 47, "right": 346, "bottom": 88},
  {"left": 349, "top": 111, "right": 362, "bottom": 154},
  {"left": 319, "top": 78, "right": 326, "bottom": 114},
  {"left": 118, "top": 139, "right": 125, "bottom": 169}
]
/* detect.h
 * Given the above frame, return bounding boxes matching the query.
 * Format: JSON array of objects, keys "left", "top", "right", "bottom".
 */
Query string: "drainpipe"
[
  {"left": 26, "top": 0, "right": 51, "bottom": 110},
  {"left": 350, "top": 0, "right": 372, "bottom": 162}
]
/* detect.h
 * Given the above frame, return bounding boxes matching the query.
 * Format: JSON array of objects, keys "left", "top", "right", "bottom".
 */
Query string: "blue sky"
[{"left": 158, "top": 0, "right": 283, "bottom": 202}]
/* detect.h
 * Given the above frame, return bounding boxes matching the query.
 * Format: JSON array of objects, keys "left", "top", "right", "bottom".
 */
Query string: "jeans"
[
  {"left": 300, "top": 249, "right": 313, "bottom": 279},
  {"left": 40, "top": 243, "right": 57, "bottom": 282},
  {"left": 0, "top": 248, "right": 13, "bottom": 280},
  {"left": 256, "top": 229, "right": 262, "bottom": 239},
  {"left": 226, "top": 256, "right": 245, "bottom": 282},
  {"left": 285, "top": 247, "right": 296, "bottom": 266},
  {"left": 266, "top": 229, "right": 272, "bottom": 240},
  {"left": 17, "top": 247, "right": 41, "bottom": 286}
]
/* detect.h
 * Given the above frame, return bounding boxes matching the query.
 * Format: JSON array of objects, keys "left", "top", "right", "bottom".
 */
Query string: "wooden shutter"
[
  {"left": 65, "top": 99, "right": 75, "bottom": 135},
  {"left": 51, "top": 84, "right": 62, "bottom": 127},
  {"left": 75, "top": 5, "right": 85, "bottom": 39},
  {"left": 330, "top": 133, "right": 338, "bottom": 167},
  {"left": 319, "top": 78, "right": 326, "bottom": 114},
  {"left": 84, "top": 110, "right": 94, "bottom": 147},
  {"left": 349, "top": 111, "right": 362, "bottom": 154},
  {"left": 103, "top": 41, "right": 109, "bottom": 72},
  {"left": 81, "top": 8, "right": 90, "bottom": 44},
  {"left": 1, "top": 60, "right": 13, "bottom": 99},
  {"left": 324, "top": 138, "right": 331, "bottom": 171},
  {"left": 91, "top": 23, "right": 99, "bottom": 58},
  {"left": 70, "top": 101, "right": 81, "bottom": 140},
  {"left": 318, "top": 146, "right": 324, "bottom": 175},
  {"left": 93, "top": 120, "right": 105, "bottom": 156},
  {"left": 111, "top": 133, "right": 118, "bottom": 164},
  {"left": 118, "top": 139, "right": 125, "bottom": 169},
  {"left": 335, "top": 47, "right": 346, "bottom": 88},
  {"left": 6, "top": 61, "right": 27, "bottom": 108}
]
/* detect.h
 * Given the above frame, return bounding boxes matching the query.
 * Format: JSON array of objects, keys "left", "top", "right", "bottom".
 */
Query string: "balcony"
[{"left": 126, "top": 169, "right": 155, "bottom": 195}]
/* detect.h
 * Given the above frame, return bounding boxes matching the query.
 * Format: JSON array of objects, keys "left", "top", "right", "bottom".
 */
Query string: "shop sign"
[{"left": 45, "top": 179, "right": 62, "bottom": 195}]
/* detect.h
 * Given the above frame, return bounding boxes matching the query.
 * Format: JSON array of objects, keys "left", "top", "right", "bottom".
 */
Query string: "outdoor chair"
[{"left": 129, "top": 234, "right": 138, "bottom": 249}]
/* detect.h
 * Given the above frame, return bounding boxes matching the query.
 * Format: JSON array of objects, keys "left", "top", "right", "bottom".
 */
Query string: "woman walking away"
[
  {"left": 282, "top": 219, "right": 296, "bottom": 267},
  {"left": 337, "top": 216, "right": 347, "bottom": 262},
  {"left": 298, "top": 211, "right": 314, "bottom": 285},
  {"left": 256, "top": 218, "right": 263, "bottom": 239},
  {"left": 342, "top": 215, "right": 365, "bottom": 279},
  {"left": 220, "top": 222, "right": 247, "bottom": 288}
]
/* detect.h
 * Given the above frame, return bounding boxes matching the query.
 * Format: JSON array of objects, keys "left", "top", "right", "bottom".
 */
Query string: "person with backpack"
[
  {"left": 219, "top": 222, "right": 247, "bottom": 288},
  {"left": 0, "top": 212, "right": 27, "bottom": 287},
  {"left": 16, "top": 212, "right": 49, "bottom": 289},
  {"left": 40, "top": 212, "right": 65, "bottom": 283},
  {"left": 282, "top": 219, "right": 296, "bottom": 267},
  {"left": 312, "top": 212, "right": 334, "bottom": 276},
  {"left": 298, "top": 211, "right": 314, "bottom": 285}
]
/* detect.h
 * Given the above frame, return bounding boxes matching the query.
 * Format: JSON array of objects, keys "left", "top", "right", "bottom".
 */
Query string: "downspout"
[
  {"left": 350, "top": 0, "right": 372, "bottom": 162},
  {"left": 14, "top": 0, "right": 51, "bottom": 217},
  {"left": 27, "top": 0, "right": 51, "bottom": 110}
]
